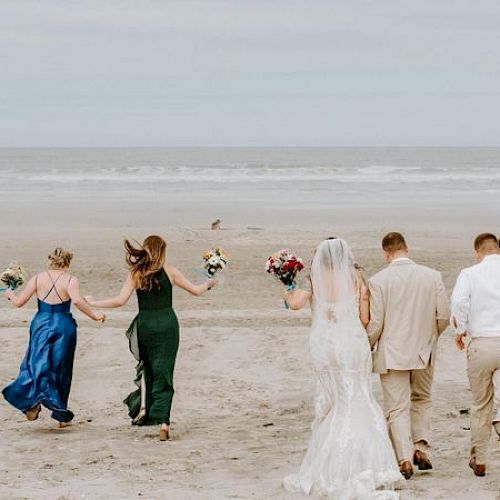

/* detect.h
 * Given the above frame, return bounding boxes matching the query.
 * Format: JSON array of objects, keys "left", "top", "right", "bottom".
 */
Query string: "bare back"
[{"left": 36, "top": 271, "right": 73, "bottom": 304}]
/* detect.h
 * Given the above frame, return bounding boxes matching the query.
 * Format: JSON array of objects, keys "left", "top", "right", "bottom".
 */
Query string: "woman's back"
[
  {"left": 309, "top": 243, "right": 370, "bottom": 374},
  {"left": 36, "top": 271, "right": 72, "bottom": 305},
  {"left": 136, "top": 269, "right": 173, "bottom": 311}
]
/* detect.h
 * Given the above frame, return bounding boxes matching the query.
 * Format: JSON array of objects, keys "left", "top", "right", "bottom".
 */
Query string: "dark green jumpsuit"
[{"left": 125, "top": 269, "right": 180, "bottom": 426}]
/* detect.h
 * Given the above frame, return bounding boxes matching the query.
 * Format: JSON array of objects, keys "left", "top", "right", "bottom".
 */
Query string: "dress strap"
[{"left": 41, "top": 271, "right": 66, "bottom": 303}]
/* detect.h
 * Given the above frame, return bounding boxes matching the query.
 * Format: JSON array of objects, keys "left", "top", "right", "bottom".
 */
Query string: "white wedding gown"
[{"left": 284, "top": 240, "right": 401, "bottom": 500}]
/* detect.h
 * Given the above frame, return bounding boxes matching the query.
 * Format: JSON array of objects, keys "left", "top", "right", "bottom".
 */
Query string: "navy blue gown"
[{"left": 2, "top": 273, "right": 77, "bottom": 423}]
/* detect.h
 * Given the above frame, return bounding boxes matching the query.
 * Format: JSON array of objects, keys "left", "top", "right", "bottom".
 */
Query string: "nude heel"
[
  {"left": 159, "top": 428, "right": 171, "bottom": 441},
  {"left": 25, "top": 404, "right": 41, "bottom": 421}
]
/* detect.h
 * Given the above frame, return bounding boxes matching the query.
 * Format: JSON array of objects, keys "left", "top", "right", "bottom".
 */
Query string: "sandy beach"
[
  {"left": 2, "top": 0, "right": 500, "bottom": 494},
  {"left": 1, "top": 216, "right": 499, "bottom": 500}
]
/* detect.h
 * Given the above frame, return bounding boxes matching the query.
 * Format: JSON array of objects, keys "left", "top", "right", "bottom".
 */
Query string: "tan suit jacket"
[{"left": 367, "top": 259, "right": 449, "bottom": 374}]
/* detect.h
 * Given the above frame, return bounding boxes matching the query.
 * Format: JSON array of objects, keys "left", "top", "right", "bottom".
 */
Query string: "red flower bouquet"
[{"left": 265, "top": 249, "right": 304, "bottom": 290}]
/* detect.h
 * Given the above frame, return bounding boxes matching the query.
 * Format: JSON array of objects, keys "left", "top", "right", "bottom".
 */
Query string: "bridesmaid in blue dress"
[{"left": 2, "top": 248, "right": 105, "bottom": 425}]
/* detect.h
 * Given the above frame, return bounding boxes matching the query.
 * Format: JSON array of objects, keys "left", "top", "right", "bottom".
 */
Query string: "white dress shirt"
[
  {"left": 451, "top": 254, "right": 500, "bottom": 338},
  {"left": 391, "top": 257, "right": 412, "bottom": 264}
]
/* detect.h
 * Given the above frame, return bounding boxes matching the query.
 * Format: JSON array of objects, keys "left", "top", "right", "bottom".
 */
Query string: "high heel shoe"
[
  {"left": 159, "top": 428, "right": 171, "bottom": 441},
  {"left": 25, "top": 404, "right": 41, "bottom": 421}
]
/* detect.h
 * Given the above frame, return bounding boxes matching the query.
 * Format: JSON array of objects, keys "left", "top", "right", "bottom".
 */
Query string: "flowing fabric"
[
  {"left": 124, "top": 269, "right": 180, "bottom": 426},
  {"left": 284, "top": 239, "right": 401, "bottom": 499},
  {"left": 2, "top": 300, "right": 77, "bottom": 423}
]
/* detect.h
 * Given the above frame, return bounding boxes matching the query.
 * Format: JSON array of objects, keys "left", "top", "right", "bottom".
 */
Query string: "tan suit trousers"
[
  {"left": 467, "top": 337, "right": 500, "bottom": 464},
  {"left": 493, "top": 369, "right": 500, "bottom": 424},
  {"left": 380, "top": 364, "right": 433, "bottom": 463}
]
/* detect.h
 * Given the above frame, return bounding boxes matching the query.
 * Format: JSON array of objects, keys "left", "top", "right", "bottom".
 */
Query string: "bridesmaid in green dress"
[{"left": 87, "top": 235, "right": 214, "bottom": 441}]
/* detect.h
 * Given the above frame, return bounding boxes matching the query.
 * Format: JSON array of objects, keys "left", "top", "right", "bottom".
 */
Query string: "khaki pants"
[
  {"left": 380, "top": 364, "right": 433, "bottom": 463},
  {"left": 493, "top": 369, "right": 500, "bottom": 424},
  {"left": 467, "top": 337, "right": 500, "bottom": 464}
]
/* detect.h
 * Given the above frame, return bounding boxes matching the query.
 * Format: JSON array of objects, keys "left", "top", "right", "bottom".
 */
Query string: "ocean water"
[{"left": 1, "top": 147, "right": 499, "bottom": 227}]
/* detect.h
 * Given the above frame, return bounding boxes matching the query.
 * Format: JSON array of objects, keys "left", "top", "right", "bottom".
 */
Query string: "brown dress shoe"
[
  {"left": 469, "top": 457, "right": 486, "bottom": 477},
  {"left": 413, "top": 450, "right": 433, "bottom": 470},
  {"left": 399, "top": 460, "right": 413, "bottom": 480}
]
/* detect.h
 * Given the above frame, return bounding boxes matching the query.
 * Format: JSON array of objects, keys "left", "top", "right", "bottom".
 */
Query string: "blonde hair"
[
  {"left": 125, "top": 235, "right": 166, "bottom": 292},
  {"left": 48, "top": 247, "right": 74, "bottom": 269}
]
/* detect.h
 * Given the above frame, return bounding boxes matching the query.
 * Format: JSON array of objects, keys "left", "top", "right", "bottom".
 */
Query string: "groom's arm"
[
  {"left": 367, "top": 279, "right": 384, "bottom": 348},
  {"left": 436, "top": 272, "right": 450, "bottom": 335}
]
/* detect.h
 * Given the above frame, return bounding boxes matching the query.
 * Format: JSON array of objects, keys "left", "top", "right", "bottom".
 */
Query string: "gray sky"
[{"left": 1, "top": 0, "right": 499, "bottom": 147}]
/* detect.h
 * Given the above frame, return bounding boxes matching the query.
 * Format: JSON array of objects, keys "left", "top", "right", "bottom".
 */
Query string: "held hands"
[
  {"left": 451, "top": 316, "right": 467, "bottom": 351},
  {"left": 455, "top": 332, "right": 467, "bottom": 351},
  {"left": 95, "top": 313, "right": 106, "bottom": 323},
  {"left": 4, "top": 289, "right": 15, "bottom": 301},
  {"left": 83, "top": 296, "right": 105, "bottom": 323}
]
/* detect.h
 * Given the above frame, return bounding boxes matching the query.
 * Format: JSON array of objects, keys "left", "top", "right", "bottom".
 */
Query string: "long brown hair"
[{"left": 125, "top": 235, "right": 167, "bottom": 292}]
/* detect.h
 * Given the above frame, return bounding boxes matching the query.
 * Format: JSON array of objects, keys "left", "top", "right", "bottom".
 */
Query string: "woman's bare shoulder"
[
  {"left": 164, "top": 264, "right": 179, "bottom": 281},
  {"left": 33, "top": 271, "right": 51, "bottom": 285}
]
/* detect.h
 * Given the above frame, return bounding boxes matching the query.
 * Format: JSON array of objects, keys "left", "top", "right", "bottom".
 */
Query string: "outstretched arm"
[
  {"left": 4, "top": 275, "right": 37, "bottom": 308},
  {"left": 283, "top": 289, "right": 312, "bottom": 310},
  {"left": 86, "top": 273, "right": 136, "bottom": 308},
  {"left": 68, "top": 277, "right": 105, "bottom": 322},
  {"left": 168, "top": 266, "right": 214, "bottom": 296}
]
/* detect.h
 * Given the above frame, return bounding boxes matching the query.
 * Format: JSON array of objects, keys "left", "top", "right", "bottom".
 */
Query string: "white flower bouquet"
[
  {"left": 1, "top": 263, "right": 26, "bottom": 291},
  {"left": 202, "top": 248, "right": 229, "bottom": 278}
]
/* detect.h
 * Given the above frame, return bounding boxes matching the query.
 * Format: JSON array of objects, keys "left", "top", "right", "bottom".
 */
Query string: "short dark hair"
[
  {"left": 473, "top": 233, "right": 499, "bottom": 252},
  {"left": 382, "top": 232, "right": 408, "bottom": 253}
]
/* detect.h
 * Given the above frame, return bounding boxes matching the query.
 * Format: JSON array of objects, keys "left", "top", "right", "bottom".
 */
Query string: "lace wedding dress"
[{"left": 283, "top": 239, "right": 401, "bottom": 499}]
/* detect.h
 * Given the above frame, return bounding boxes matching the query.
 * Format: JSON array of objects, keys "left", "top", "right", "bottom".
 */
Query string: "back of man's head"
[
  {"left": 474, "top": 233, "right": 499, "bottom": 256},
  {"left": 382, "top": 232, "right": 408, "bottom": 254}
]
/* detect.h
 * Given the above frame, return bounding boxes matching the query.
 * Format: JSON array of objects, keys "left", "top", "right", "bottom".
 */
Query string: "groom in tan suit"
[{"left": 367, "top": 232, "right": 449, "bottom": 479}]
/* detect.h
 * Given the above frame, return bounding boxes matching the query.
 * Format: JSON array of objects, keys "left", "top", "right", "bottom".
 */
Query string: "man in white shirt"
[{"left": 451, "top": 232, "right": 500, "bottom": 477}]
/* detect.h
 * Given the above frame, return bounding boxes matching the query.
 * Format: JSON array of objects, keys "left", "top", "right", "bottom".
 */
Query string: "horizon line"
[{"left": 1, "top": 145, "right": 499, "bottom": 149}]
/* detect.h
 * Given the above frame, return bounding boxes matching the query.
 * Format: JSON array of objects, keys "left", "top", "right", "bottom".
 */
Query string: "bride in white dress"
[{"left": 282, "top": 238, "right": 401, "bottom": 499}]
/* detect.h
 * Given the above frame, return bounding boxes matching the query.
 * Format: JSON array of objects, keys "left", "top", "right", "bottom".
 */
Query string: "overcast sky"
[{"left": 1, "top": 1, "right": 499, "bottom": 147}]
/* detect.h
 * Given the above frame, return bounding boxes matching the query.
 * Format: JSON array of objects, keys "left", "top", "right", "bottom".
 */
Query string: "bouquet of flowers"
[
  {"left": 0, "top": 263, "right": 26, "bottom": 291},
  {"left": 265, "top": 249, "right": 304, "bottom": 290},
  {"left": 201, "top": 248, "right": 229, "bottom": 278}
]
